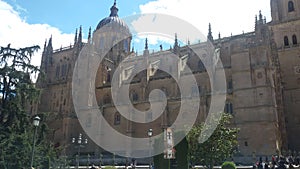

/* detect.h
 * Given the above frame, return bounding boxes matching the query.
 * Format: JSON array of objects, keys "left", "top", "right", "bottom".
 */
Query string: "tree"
[
  {"left": 174, "top": 132, "right": 189, "bottom": 169},
  {"left": 0, "top": 44, "right": 58, "bottom": 168},
  {"left": 186, "top": 113, "right": 239, "bottom": 169}
]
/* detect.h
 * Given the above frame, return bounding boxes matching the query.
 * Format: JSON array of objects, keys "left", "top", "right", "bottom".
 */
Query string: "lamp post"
[
  {"left": 99, "top": 153, "right": 103, "bottom": 168},
  {"left": 30, "top": 115, "right": 40, "bottom": 168},
  {"left": 148, "top": 128, "right": 153, "bottom": 169},
  {"left": 72, "top": 133, "right": 88, "bottom": 169}
]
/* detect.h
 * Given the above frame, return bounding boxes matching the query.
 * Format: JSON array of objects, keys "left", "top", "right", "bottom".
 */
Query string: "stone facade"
[{"left": 36, "top": 0, "right": 300, "bottom": 163}]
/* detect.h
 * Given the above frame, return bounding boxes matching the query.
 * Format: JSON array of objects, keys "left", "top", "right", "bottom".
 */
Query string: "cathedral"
[{"left": 34, "top": 0, "right": 300, "bottom": 164}]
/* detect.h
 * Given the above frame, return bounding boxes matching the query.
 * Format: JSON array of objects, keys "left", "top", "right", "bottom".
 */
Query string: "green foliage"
[
  {"left": 153, "top": 135, "right": 170, "bottom": 169},
  {"left": 105, "top": 166, "right": 117, "bottom": 169},
  {"left": 152, "top": 131, "right": 189, "bottom": 169},
  {"left": 174, "top": 133, "right": 189, "bottom": 169},
  {"left": 222, "top": 161, "right": 236, "bottom": 169},
  {"left": 0, "top": 44, "right": 58, "bottom": 168},
  {"left": 187, "top": 113, "right": 239, "bottom": 169}
]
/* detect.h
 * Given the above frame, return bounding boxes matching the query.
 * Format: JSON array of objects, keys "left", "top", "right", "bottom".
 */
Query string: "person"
[
  {"left": 278, "top": 156, "right": 287, "bottom": 169},
  {"left": 272, "top": 155, "right": 276, "bottom": 167},
  {"left": 257, "top": 157, "right": 263, "bottom": 169},
  {"left": 265, "top": 157, "right": 269, "bottom": 169},
  {"left": 295, "top": 155, "right": 300, "bottom": 166},
  {"left": 90, "top": 164, "right": 97, "bottom": 169},
  {"left": 131, "top": 158, "right": 136, "bottom": 169}
]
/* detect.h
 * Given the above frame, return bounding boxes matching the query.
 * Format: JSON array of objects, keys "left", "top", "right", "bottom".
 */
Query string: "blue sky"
[
  {"left": 0, "top": 0, "right": 271, "bottom": 66},
  {"left": 4, "top": 0, "right": 150, "bottom": 35}
]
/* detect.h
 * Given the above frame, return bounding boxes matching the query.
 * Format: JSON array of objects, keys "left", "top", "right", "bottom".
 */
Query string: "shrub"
[
  {"left": 105, "top": 166, "right": 117, "bottom": 169},
  {"left": 221, "top": 161, "right": 236, "bottom": 169}
]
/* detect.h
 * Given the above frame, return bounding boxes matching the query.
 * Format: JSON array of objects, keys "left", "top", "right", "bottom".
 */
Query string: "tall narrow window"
[
  {"left": 114, "top": 113, "right": 121, "bottom": 125},
  {"left": 292, "top": 35, "right": 297, "bottom": 45},
  {"left": 61, "top": 64, "right": 67, "bottom": 77},
  {"left": 284, "top": 36, "right": 289, "bottom": 46},
  {"left": 225, "top": 102, "right": 233, "bottom": 114},
  {"left": 107, "top": 72, "right": 111, "bottom": 83},
  {"left": 123, "top": 40, "right": 128, "bottom": 52},
  {"left": 288, "top": 1, "right": 295, "bottom": 12},
  {"left": 228, "top": 79, "right": 233, "bottom": 93},
  {"left": 130, "top": 91, "right": 139, "bottom": 102},
  {"left": 55, "top": 66, "right": 60, "bottom": 79}
]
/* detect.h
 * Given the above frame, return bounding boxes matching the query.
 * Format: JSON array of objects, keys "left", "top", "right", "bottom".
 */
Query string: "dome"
[{"left": 96, "top": 1, "right": 130, "bottom": 32}]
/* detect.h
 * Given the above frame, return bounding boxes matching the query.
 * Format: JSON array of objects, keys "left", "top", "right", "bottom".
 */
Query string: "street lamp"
[
  {"left": 72, "top": 133, "right": 88, "bottom": 169},
  {"left": 148, "top": 129, "right": 153, "bottom": 169},
  {"left": 30, "top": 115, "right": 40, "bottom": 168}
]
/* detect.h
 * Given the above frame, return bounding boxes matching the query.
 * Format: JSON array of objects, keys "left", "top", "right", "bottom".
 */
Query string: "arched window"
[
  {"left": 284, "top": 36, "right": 290, "bottom": 46},
  {"left": 61, "top": 64, "right": 67, "bottom": 77},
  {"left": 130, "top": 91, "right": 139, "bottom": 102},
  {"left": 107, "top": 73, "right": 111, "bottom": 83},
  {"left": 288, "top": 1, "right": 295, "bottom": 12},
  {"left": 114, "top": 113, "right": 121, "bottom": 125},
  {"left": 292, "top": 35, "right": 298, "bottom": 45}
]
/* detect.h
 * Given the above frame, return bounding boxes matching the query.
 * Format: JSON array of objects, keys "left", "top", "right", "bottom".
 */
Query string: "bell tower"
[{"left": 271, "top": 0, "right": 300, "bottom": 23}]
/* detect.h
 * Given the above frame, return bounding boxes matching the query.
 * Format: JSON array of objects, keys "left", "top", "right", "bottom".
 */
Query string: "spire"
[
  {"left": 259, "top": 10, "right": 263, "bottom": 21},
  {"left": 41, "top": 38, "right": 50, "bottom": 73},
  {"left": 110, "top": 0, "right": 119, "bottom": 17},
  {"left": 143, "top": 38, "right": 149, "bottom": 56},
  {"left": 47, "top": 35, "right": 53, "bottom": 51},
  {"left": 88, "top": 27, "right": 92, "bottom": 43},
  {"left": 255, "top": 15, "right": 258, "bottom": 25},
  {"left": 218, "top": 32, "right": 221, "bottom": 39},
  {"left": 174, "top": 33, "right": 178, "bottom": 48},
  {"left": 207, "top": 23, "right": 213, "bottom": 41},
  {"left": 43, "top": 39, "right": 47, "bottom": 52},
  {"left": 78, "top": 26, "right": 82, "bottom": 44},
  {"left": 256, "top": 11, "right": 266, "bottom": 28},
  {"left": 74, "top": 28, "right": 78, "bottom": 45},
  {"left": 173, "top": 33, "right": 180, "bottom": 54},
  {"left": 145, "top": 38, "right": 148, "bottom": 50}
]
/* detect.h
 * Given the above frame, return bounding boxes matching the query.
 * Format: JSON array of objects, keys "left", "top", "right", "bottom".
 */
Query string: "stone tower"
[
  {"left": 271, "top": 0, "right": 300, "bottom": 23},
  {"left": 269, "top": 0, "right": 300, "bottom": 151}
]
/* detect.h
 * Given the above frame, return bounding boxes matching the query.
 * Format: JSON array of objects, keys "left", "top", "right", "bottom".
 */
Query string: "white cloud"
[
  {"left": 0, "top": 0, "right": 74, "bottom": 67},
  {"left": 130, "top": 13, "right": 207, "bottom": 45},
  {"left": 139, "top": 0, "right": 271, "bottom": 40}
]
